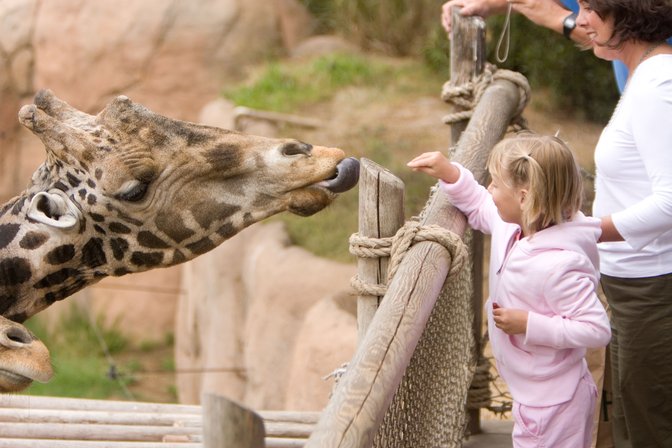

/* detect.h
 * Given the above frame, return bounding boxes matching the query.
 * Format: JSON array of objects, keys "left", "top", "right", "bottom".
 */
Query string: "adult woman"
[
  {"left": 576, "top": 1, "right": 672, "bottom": 447},
  {"left": 441, "top": 0, "right": 672, "bottom": 93}
]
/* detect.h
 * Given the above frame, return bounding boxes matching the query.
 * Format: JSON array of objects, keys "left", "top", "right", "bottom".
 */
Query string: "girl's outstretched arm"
[{"left": 407, "top": 151, "right": 460, "bottom": 183}]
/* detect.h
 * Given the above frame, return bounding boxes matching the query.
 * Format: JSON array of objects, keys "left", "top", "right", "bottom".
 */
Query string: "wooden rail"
[{"left": 0, "top": 395, "right": 318, "bottom": 448}]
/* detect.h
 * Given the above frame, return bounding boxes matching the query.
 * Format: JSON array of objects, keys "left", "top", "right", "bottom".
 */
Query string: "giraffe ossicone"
[{"left": 0, "top": 89, "right": 359, "bottom": 323}]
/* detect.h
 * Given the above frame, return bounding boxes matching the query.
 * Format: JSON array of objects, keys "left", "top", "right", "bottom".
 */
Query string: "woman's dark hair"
[{"left": 587, "top": 0, "right": 672, "bottom": 47}]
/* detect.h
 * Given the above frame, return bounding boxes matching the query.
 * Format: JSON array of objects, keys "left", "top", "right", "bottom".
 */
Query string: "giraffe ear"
[{"left": 27, "top": 192, "right": 79, "bottom": 230}]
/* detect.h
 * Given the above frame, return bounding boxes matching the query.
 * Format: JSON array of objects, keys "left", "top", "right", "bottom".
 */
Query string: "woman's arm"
[
  {"left": 599, "top": 215, "right": 624, "bottom": 243},
  {"left": 441, "top": 0, "right": 591, "bottom": 48}
]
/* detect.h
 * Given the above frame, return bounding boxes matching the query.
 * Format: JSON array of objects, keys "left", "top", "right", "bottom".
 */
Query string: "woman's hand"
[
  {"left": 493, "top": 307, "right": 528, "bottom": 335},
  {"left": 441, "top": 0, "right": 508, "bottom": 35},
  {"left": 407, "top": 151, "right": 460, "bottom": 183}
]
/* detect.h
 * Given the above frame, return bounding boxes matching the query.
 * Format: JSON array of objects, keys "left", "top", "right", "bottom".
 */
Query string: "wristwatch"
[{"left": 563, "top": 12, "right": 577, "bottom": 39}]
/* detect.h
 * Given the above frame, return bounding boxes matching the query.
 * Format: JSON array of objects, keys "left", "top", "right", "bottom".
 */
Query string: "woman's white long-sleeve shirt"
[{"left": 593, "top": 54, "right": 672, "bottom": 278}]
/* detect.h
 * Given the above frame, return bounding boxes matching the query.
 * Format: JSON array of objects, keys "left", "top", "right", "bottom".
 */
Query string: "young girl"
[{"left": 408, "top": 134, "right": 611, "bottom": 447}]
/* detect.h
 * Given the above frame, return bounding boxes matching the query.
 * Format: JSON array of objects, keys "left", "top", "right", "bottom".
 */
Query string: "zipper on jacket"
[{"left": 496, "top": 228, "right": 521, "bottom": 275}]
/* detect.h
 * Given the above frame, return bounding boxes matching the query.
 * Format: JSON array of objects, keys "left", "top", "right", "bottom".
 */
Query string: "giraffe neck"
[{"left": 0, "top": 185, "right": 280, "bottom": 322}]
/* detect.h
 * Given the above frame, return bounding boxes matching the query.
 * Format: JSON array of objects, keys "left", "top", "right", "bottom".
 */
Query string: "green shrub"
[{"left": 302, "top": 0, "right": 445, "bottom": 56}]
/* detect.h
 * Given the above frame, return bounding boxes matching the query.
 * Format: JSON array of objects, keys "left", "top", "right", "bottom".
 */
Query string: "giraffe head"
[
  {"left": 0, "top": 315, "right": 52, "bottom": 392},
  {"left": 0, "top": 89, "right": 358, "bottom": 321}
]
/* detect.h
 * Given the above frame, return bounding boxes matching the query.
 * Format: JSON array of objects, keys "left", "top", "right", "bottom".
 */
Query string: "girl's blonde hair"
[{"left": 487, "top": 133, "right": 583, "bottom": 235}]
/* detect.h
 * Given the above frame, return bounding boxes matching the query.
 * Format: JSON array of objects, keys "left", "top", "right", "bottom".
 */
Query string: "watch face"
[{"left": 563, "top": 13, "right": 577, "bottom": 38}]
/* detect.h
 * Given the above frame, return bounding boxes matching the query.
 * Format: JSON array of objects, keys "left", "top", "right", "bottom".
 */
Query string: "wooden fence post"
[
  {"left": 449, "top": 6, "right": 486, "bottom": 435},
  {"left": 356, "top": 158, "right": 405, "bottom": 343},
  {"left": 203, "top": 394, "right": 265, "bottom": 448}
]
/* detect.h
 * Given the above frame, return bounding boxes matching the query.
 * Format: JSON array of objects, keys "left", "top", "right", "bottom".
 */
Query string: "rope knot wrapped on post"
[
  {"left": 349, "top": 220, "right": 468, "bottom": 297},
  {"left": 441, "top": 63, "right": 531, "bottom": 130}
]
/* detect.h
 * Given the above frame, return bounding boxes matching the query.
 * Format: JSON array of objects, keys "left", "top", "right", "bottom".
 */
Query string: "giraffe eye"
[{"left": 117, "top": 181, "right": 149, "bottom": 202}]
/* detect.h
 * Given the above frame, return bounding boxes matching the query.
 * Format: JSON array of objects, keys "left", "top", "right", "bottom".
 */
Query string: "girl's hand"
[
  {"left": 407, "top": 151, "right": 460, "bottom": 183},
  {"left": 493, "top": 307, "right": 528, "bottom": 335}
]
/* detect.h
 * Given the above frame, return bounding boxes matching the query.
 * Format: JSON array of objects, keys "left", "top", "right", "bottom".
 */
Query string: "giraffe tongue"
[{"left": 323, "top": 157, "right": 360, "bottom": 193}]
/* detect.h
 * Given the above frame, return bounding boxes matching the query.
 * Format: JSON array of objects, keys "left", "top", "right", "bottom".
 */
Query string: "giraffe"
[
  {"left": 0, "top": 89, "right": 359, "bottom": 323},
  {"left": 0, "top": 314, "right": 52, "bottom": 392}
]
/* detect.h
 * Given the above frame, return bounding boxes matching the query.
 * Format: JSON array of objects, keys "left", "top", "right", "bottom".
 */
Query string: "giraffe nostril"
[
  {"left": 5, "top": 327, "right": 32, "bottom": 345},
  {"left": 281, "top": 142, "right": 312, "bottom": 157}
]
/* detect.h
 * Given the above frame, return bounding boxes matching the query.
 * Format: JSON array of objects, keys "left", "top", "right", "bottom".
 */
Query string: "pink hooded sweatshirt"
[{"left": 441, "top": 163, "right": 611, "bottom": 407}]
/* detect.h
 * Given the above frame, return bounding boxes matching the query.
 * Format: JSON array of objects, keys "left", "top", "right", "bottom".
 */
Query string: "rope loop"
[
  {"left": 441, "top": 64, "right": 531, "bottom": 129},
  {"left": 349, "top": 220, "right": 468, "bottom": 297}
]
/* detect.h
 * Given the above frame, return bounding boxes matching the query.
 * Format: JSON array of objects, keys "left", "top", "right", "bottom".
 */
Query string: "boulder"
[{"left": 176, "top": 222, "right": 357, "bottom": 410}]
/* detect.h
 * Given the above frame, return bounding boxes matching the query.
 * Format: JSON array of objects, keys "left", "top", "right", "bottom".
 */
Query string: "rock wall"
[
  {"left": 0, "top": 0, "right": 358, "bottom": 411},
  {"left": 177, "top": 222, "right": 357, "bottom": 410}
]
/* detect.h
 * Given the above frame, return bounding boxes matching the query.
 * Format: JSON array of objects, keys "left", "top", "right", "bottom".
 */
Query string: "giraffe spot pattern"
[
  {"left": 0, "top": 258, "right": 32, "bottom": 286},
  {"left": 66, "top": 173, "right": 81, "bottom": 188},
  {"left": 0, "top": 295, "right": 14, "bottom": 315},
  {"left": 216, "top": 222, "right": 237, "bottom": 239},
  {"left": 45, "top": 244, "right": 75, "bottom": 265},
  {"left": 54, "top": 181, "right": 69, "bottom": 192},
  {"left": 206, "top": 144, "right": 243, "bottom": 172},
  {"left": 33, "top": 268, "right": 80, "bottom": 289},
  {"left": 19, "top": 231, "right": 49, "bottom": 250},
  {"left": 110, "top": 238, "right": 129, "bottom": 260},
  {"left": 0, "top": 223, "right": 21, "bottom": 250},
  {"left": 114, "top": 267, "right": 130, "bottom": 276},
  {"left": 137, "top": 231, "right": 170, "bottom": 249},
  {"left": 44, "top": 279, "right": 88, "bottom": 305},
  {"left": 155, "top": 212, "right": 194, "bottom": 243},
  {"left": 171, "top": 250, "right": 186, "bottom": 265},
  {"left": 130, "top": 251, "right": 164, "bottom": 267},
  {"left": 190, "top": 202, "right": 240, "bottom": 230},
  {"left": 186, "top": 237, "right": 216, "bottom": 256},
  {"left": 109, "top": 222, "right": 132, "bottom": 234},
  {"left": 11, "top": 197, "right": 26, "bottom": 215},
  {"left": 82, "top": 238, "right": 107, "bottom": 268},
  {"left": 90, "top": 213, "right": 105, "bottom": 223}
]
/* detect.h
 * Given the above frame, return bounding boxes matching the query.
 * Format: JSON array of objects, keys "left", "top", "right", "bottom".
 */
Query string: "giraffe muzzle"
[{"left": 321, "top": 157, "right": 360, "bottom": 193}]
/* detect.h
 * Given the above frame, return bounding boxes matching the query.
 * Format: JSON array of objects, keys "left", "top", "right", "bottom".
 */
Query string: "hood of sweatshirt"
[{"left": 516, "top": 212, "right": 602, "bottom": 273}]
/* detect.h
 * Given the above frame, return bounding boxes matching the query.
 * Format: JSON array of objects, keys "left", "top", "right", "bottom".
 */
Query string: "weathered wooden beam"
[
  {"left": 202, "top": 394, "right": 264, "bottom": 448},
  {"left": 356, "top": 158, "right": 405, "bottom": 343}
]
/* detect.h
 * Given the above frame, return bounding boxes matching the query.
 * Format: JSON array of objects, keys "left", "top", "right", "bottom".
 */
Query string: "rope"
[
  {"left": 349, "top": 220, "right": 468, "bottom": 298},
  {"left": 441, "top": 63, "right": 531, "bottom": 130}
]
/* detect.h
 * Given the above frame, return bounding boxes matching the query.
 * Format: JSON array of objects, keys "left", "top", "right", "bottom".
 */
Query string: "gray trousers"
[{"left": 601, "top": 272, "right": 672, "bottom": 448}]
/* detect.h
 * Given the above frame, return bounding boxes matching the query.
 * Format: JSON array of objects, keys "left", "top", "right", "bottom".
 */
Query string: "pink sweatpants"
[{"left": 511, "top": 371, "right": 598, "bottom": 447}]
